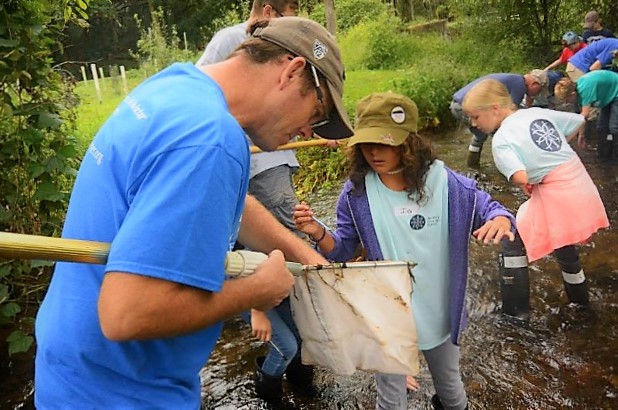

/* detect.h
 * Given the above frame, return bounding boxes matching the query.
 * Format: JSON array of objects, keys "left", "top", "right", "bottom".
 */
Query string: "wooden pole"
[
  {"left": 0, "top": 232, "right": 305, "bottom": 276},
  {"left": 250, "top": 138, "right": 335, "bottom": 154}
]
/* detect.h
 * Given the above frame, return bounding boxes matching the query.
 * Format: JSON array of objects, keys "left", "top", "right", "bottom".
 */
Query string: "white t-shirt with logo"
[{"left": 492, "top": 108, "right": 584, "bottom": 183}]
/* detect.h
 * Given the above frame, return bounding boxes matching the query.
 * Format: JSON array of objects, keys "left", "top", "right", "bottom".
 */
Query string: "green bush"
[
  {"left": 0, "top": 0, "right": 85, "bottom": 356},
  {"left": 340, "top": 13, "right": 412, "bottom": 70},
  {"left": 308, "top": 0, "right": 392, "bottom": 35},
  {"left": 131, "top": 7, "right": 195, "bottom": 75}
]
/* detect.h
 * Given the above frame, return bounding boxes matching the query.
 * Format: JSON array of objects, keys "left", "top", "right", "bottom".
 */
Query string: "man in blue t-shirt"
[
  {"left": 566, "top": 38, "right": 618, "bottom": 80},
  {"left": 450, "top": 70, "right": 548, "bottom": 167},
  {"left": 34, "top": 17, "right": 353, "bottom": 409}
]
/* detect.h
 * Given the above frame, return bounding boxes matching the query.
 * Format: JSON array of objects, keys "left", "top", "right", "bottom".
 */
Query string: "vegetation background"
[{"left": 0, "top": 0, "right": 616, "bottom": 371}]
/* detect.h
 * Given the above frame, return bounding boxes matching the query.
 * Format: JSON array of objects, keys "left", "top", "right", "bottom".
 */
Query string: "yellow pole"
[{"left": 250, "top": 138, "right": 334, "bottom": 154}]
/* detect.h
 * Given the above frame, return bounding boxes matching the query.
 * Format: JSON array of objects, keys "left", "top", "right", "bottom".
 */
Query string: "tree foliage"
[{"left": 0, "top": 0, "right": 85, "bottom": 356}]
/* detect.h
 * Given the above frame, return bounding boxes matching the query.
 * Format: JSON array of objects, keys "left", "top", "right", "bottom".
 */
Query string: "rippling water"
[{"left": 2, "top": 130, "right": 617, "bottom": 409}]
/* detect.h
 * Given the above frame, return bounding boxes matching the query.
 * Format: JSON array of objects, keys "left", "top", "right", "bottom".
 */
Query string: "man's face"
[
  {"left": 526, "top": 80, "right": 544, "bottom": 97},
  {"left": 249, "top": 58, "right": 332, "bottom": 151}
]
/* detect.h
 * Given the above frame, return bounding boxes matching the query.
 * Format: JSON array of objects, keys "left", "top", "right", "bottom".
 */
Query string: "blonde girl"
[{"left": 463, "top": 79, "right": 609, "bottom": 303}]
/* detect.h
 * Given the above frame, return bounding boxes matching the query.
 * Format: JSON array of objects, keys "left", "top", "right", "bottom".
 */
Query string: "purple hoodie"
[{"left": 323, "top": 167, "right": 516, "bottom": 346}]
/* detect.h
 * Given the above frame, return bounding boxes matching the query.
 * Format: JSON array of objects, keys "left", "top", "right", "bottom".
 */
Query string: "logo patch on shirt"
[
  {"left": 409, "top": 214, "right": 426, "bottom": 230},
  {"left": 529, "top": 119, "right": 562, "bottom": 152}
]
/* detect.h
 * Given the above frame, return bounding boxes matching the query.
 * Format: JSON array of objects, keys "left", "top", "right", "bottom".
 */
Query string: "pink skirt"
[{"left": 516, "top": 156, "right": 609, "bottom": 262}]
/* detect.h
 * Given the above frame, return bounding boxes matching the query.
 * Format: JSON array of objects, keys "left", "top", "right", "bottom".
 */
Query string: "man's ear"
[
  {"left": 261, "top": 4, "right": 275, "bottom": 19},
  {"left": 278, "top": 56, "right": 306, "bottom": 89}
]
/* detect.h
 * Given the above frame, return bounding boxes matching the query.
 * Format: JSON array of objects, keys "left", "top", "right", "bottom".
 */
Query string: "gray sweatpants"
[{"left": 375, "top": 339, "right": 467, "bottom": 410}]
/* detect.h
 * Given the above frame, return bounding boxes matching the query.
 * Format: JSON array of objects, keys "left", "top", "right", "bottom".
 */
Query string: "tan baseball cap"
[
  {"left": 527, "top": 69, "right": 549, "bottom": 97},
  {"left": 583, "top": 11, "right": 599, "bottom": 29},
  {"left": 348, "top": 92, "right": 419, "bottom": 147},
  {"left": 251, "top": 16, "right": 353, "bottom": 140}
]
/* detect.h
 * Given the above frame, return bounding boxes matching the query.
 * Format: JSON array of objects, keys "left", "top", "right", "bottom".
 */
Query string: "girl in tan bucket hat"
[{"left": 294, "top": 91, "right": 516, "bottom": 410}]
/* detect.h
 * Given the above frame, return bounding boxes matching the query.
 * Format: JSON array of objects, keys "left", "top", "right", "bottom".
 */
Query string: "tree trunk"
[{"left": 324, "top": 0, "right": 337, "bottom": 36}]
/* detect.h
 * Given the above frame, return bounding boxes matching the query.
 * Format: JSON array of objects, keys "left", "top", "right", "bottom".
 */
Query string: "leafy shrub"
[
  {"left": 131, "top": 7, "right": 195, "bottom": 74},
  {"left": 340, "top": 12, "right": 412, "bottom": 70},
  {"left": 308, "top": 0, "right": 392, "bottom": 35},
  {"left": 0, "top": 0, "right": 84, "bottom": 356}
]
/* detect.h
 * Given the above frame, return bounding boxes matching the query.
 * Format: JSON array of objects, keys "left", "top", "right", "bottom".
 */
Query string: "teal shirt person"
[{"left": 576, "top": 70, "right": 618, "bottom": 108}]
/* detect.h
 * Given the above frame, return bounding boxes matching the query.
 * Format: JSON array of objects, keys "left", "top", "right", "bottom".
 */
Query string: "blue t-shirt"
[
  {"left": 34, "top": 63, "right": 249, "bottom": 408},
  {"left": 568, "top": 38, "right": 618, "bottom": 72},
  {"left": 453, "top": 73, "right": 526, "bottom": 106}
]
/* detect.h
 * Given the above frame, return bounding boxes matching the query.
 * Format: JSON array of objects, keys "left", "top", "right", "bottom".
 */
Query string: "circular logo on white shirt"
[{"left": 529, "top": 119, "right": 562, "bottom": 152}]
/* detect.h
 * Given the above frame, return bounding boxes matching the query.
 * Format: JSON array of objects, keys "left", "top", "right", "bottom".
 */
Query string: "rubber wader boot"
[
  {"left": 285, "top": 356, "right": 318, "bottom": 397},
  {"left": 563, "top": 270, "right": 590, "bottom": 304},
  {"left": 254, "top": 356, "right": 283, "bottom": 402},
  {"left": 466, "top": 146, "right": 482, "bottom": 168},
  {"left": 498, "top": 234, "right": 530, "bottom": 320},
  {"left": 431, "top": 394, "right": 469, "bottom": 410},
  {"left": 556, "top": 250, "right": 589, "bottom": 304}
]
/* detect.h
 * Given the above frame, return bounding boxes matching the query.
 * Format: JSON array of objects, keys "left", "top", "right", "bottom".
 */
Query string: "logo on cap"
[
  {"left": 391, "top": 106, "right": 406, "bottom": 124},
  {"left": 313, "top": 39, "right": 328, "bottom": 60},
  {"left": 381, "top": 134, "right": 395, "bottom": 144}
]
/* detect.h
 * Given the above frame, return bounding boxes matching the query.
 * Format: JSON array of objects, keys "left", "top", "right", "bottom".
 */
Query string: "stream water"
[{"left": 1, "top": 129, "right": 617, "bottom": 409}]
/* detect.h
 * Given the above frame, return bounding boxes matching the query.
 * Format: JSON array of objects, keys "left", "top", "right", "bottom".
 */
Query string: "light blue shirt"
[
  {"left": 365, "top": 160, "right": 450, "bottom": 350},
  {"left": 492, "top": 108, "right": 584, "bottom": 183}
]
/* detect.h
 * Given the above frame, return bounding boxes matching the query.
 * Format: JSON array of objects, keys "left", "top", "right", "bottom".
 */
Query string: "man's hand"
[{"left": 250, "top": 250, "right": 294, "bottom": 312}]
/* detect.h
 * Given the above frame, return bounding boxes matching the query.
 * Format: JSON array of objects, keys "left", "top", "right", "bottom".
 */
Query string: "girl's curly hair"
[{"left": 346, "top": 133, "right": 437, "bottom": 203}]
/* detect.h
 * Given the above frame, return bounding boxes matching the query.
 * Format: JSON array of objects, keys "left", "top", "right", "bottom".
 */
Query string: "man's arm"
[
  {"left": 99, "top": 249, "right": 293, "bottom": 341},
  {"left": 589, "top": 60, "right": 603, "bottom": 71},
  {"left": 238, "top": 195, "right": 329, "bottom": 265}
]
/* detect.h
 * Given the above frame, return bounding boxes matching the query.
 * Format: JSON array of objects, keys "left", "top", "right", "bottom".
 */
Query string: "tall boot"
[
  {"left": 498, "top": 234, "right": 530, "bottom": 320},
  {"left": 466, "top": 144, "right": 482, "bottom": 167},
  {"left": 554, "top": 246, "right": 589, "bottom": 304},
  {"left": 285, "top": 356, "right": 318, "bottom": 397},
  {"left": 254, "top": 356, "right": 283, "bottom": 402}
]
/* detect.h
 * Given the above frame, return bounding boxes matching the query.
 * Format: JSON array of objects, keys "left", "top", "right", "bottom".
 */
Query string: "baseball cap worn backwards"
[
  {"left": 348, "top": 92, "right": 419, "bottom": 147},
  {"left": 251, "top": 16, "right": 354, "bottom": 140},
  {"left": 562, "top": 31, "right": 580, "bottom": 45}
]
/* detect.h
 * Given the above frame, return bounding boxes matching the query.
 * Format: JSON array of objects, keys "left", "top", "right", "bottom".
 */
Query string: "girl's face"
[
  {"left": 466, "top": 106, "right": 502, "bottom": 134},
  {"left": 360, "top": 143, "right": 403, "bottom": 175}
]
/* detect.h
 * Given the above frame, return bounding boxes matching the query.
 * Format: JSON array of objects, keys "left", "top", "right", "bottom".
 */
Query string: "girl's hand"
[
  {"left": 577, "top": 131, "right": 586, "bottom": 149},
  {"left": 519, "top": 183, "right": 534, "bottom": 197},
  {"left": 293, "top": 202, "right": 322, "bottom": 237},
  {"left": 406, "top": 375, "right": 420, "bottom": 391},
  {"left": 250, "top": 310, "right": 272, "bottom": 342},
  {"left": 473, "top": 216, "right": 515, "bottom": 245}
]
